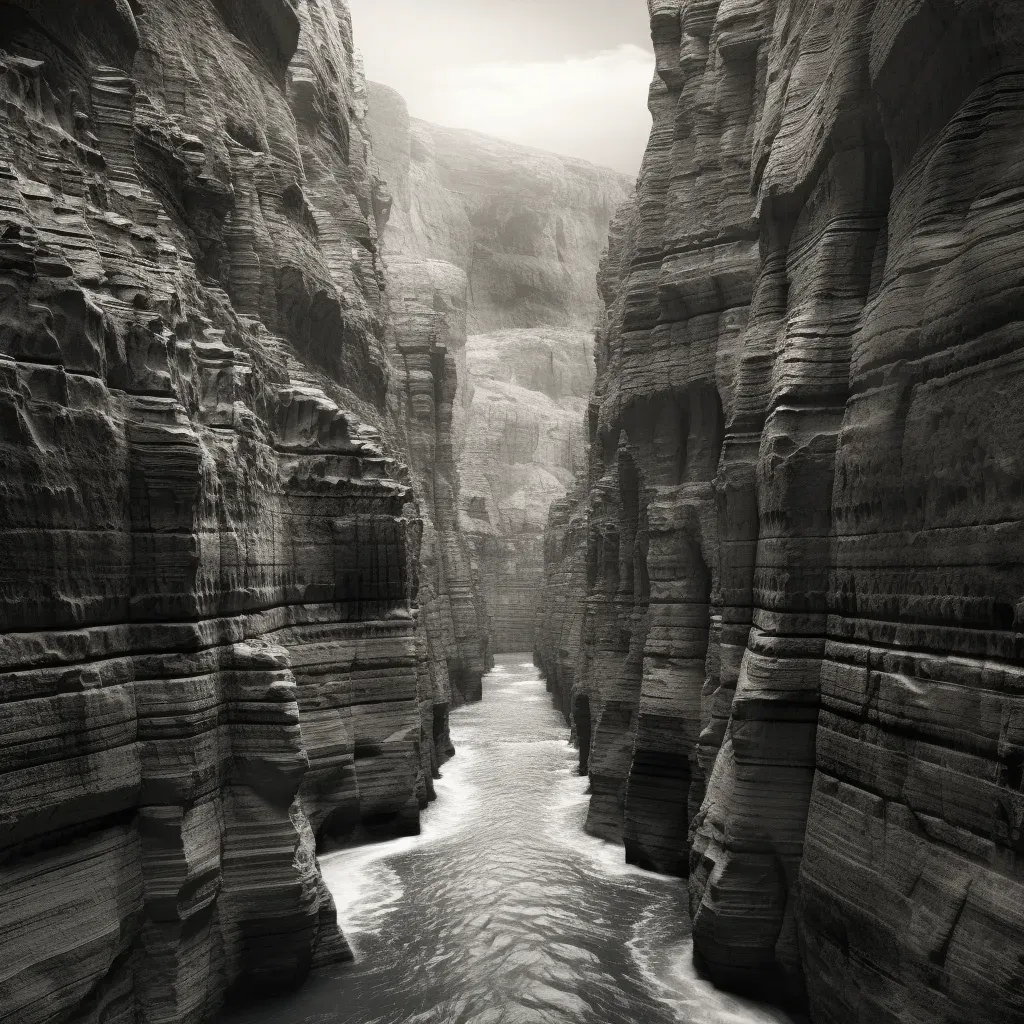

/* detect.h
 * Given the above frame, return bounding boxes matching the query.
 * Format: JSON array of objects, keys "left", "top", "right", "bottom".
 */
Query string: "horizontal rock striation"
[
  {"left": 365, "top": 83, "right": 632, "bottom": 337},
  {"left": 366, "top": 83, "right": 629, "bottom": 653},
  {"left": 459, "top": 328, "right": 592, "bottom": 653},
  {"left": 386, "top": 253, "right": 491, "bottom": 704},
  {"left": 0, "top": 1, "right": 485, "bottom": 1020},
  {"left": 538, "top": 1, "right": 1024, "bottom": 1020}
]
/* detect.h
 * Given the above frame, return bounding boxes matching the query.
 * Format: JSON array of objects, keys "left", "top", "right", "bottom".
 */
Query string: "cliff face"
[
  {"left": 0, "top": 1, "right": 485, "bottom": 1020},
  {"left": 538, "top": 1, "right": 1024, "bottom": 1020},
  {"left": 366, "top": 83, "right": 630, "bottom": 653},
  {"left": 459, "top": 328, "right": 592, "bottom": 652},
  {"left": 365, "top": 83, "right": 632, "bottom": 336}
]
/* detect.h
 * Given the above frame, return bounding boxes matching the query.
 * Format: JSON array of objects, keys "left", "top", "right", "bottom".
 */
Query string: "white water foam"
[
  {"left": 544, "top": 758, "right": 675, "bottom": 883},
  {"left": 628, "top": 919, "right": 795, "bottom": 1024},
  {"left": 321, "top": 743, "right": 481, "bottom": 941}
]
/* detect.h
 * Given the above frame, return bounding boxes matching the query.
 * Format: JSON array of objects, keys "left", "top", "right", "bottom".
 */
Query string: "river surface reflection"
[{"left": 228, "top": 654, "right": 796, "bottom": 1024}]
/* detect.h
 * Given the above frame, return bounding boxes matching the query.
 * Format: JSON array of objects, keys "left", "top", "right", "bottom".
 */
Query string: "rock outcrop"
[
  {"left": 0, "top": 1, "right": 486, "bottom": 1020},
  {"left": 365, "top": 83, "right": 631, "bottom": 653},
  {"left": 538, "top": 2, "right": 1024, "bottom": 1021}
]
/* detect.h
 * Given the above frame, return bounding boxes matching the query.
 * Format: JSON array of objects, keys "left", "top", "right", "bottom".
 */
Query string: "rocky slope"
[
  {"left": 0, "top": 1, "right": 486, "bottom": 1020},
  {"left": 537, "top": 1, "right": 1024, "bottom": 1020},
  {"left": 365, "top": 83, "right": 630, "bottom": 652}
]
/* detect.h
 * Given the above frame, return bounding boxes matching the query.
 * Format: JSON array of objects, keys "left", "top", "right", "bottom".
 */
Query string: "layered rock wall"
[
  {"left": 538, "top": 2, "right": 1024, "bottom": 1021},
  {"left": 459, "top": 328, "right": 592, "bottom": 652},
  {"left": 366, "top": 84, "right": 629, "bottom": 653},
  {"left": 386, "top": 254, "right": 491, "bottom": 702},
  {"left": 0, "top": 1, "right": 485, "bottom": 1020}
]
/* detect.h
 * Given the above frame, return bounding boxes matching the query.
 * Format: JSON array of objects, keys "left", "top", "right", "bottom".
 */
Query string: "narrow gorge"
[
  {"left": 364, "top": 83, "right": 631, "bottom": 653},
  {"left": 2, "top": 2, "right": 1024, "bottom": 1024}
]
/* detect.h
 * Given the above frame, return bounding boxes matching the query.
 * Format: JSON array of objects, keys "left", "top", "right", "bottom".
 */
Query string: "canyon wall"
[
  {"left": 365, "top": 84, "right": 629, "bottom": 652},
  {"left": 537, "top": 1, "right": 1024, "bottom": 1021},
  {"left": 459, "top": 327, "right": 592, "bottom": 652},
  {"left": 0, "top": 1, "right": 487, "bottom": 1021}
]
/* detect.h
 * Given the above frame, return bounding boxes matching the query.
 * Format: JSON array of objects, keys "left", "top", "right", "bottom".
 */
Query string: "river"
[{"left": 226, "top": 654, "right": 796, "bottom": 1024}]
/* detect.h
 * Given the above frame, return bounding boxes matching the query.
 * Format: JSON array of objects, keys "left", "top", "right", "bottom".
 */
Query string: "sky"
[{"left": 347, "top": 0, "right": 654, "bottom": 177}]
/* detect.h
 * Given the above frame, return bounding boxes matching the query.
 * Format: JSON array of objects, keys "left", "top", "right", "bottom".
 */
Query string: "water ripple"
[{"left": 223, "top": 655, "right": 797, "bottom": 1024}]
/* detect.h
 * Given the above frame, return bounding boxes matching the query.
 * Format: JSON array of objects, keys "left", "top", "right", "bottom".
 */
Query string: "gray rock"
[
  {"left": 538, "top": 2, "right": 1024, "bottom": 1020},
  {"left": 0, "top": 1, "right": 486, "bottom": 1019},
  {"left": 365, "top": 83, "right": 631, "bottom": 654}
]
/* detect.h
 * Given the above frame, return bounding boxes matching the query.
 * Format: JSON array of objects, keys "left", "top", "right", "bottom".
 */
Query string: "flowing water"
[{"left": 228, "top": 654, "right": 795, "bottom": 1024}]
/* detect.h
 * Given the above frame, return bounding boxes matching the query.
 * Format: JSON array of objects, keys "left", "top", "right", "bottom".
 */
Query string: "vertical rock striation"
[
  {"left": 365, "top": 83, "right": 631, "bottom": 653},
  {"left": 539, "top": 2, "right": 1024, "bottom": 1021},
  {"left": 0, "top": 1, "right": 486, "bottom": 1020}
]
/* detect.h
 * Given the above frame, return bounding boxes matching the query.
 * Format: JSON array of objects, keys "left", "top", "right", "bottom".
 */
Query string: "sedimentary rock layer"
[
  {"left": 386, "top": 253, "right": 491, "bottom": 703},
  {"left": 365, "top": 82, "right": 631, "bottom": 336},
  {"left": 365, "top": 83, "right": 629, "bottom": 652},
  {"left": 0, "top": 1, "right": 485, "bottom": 1020},
  {"left": 459, "top": 328, "right": 592, "bottom": 652},
  {"left": 538, "top": 2, "right": 1024, "bottom": 1021}
]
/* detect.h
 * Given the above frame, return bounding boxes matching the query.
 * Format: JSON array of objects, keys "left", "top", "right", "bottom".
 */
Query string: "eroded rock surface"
[
  {"left": 459, "top": 328, "right": 592, "bottom": 652},
  {"left": 538, "top": 2, "right": 1024, "bottom": 1021},
  {"left": 366, "top": 83, "right": 629, "bottom": 653},
  {"left": 0, "top": 1, "right": 485, "bottom": 1020}
]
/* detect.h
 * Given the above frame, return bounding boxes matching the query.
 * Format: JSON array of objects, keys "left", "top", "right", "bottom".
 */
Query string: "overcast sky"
[{"left": 348, "top": 0, "right": 654, "bottom": 177}]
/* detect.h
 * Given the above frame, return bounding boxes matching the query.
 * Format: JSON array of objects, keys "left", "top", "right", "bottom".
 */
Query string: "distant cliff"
[
  {"left": 366, "top": 83, "right": 631, "bottom": 651},
  {"left": 459, "top": 328, "right": 592, "bottom": 651},
  {"left": 0, "top": 1, "right": 486, "bottom": 1020},
  {"left": 537, "top": 1, "right": 1024, "bottom": 1021}
]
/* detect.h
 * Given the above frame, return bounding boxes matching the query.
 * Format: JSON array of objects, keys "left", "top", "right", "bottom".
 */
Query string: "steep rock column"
[
  {"left": 535, "top": 485, "right": 591, "bottom": 727},
  {"left": 387, "top": 256, "right": 490, "bottom": 705},
  {"left": 689, "top": 0, "right": 894, "bottom": 1004},
  {"left": 535, "top": 202, "right": 638, "bottom": 775},
  {"left": 619, "top": 0, "right": 765, "bottom": 868},
  {"left": 556, "top": 0, "right": 764, "bottom": 874}
]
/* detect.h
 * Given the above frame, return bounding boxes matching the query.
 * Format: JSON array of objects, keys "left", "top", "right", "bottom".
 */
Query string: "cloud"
[{"left": 403, "top": 45, "right": 653, "bottom": 177}]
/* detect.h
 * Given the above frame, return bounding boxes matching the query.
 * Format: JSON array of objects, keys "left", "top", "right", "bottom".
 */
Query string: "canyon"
[
  {"left": 3, "top": 1, "right": 1024, "bottom": 1023},
  {"left": 364, "top": 82, "right": 630, "bottom": 652},
  {"left": 537, "top": 1, "right": 1024, "bottom": 1023}
]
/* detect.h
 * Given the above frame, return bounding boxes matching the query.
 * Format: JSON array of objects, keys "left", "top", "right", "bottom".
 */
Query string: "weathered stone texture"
[
  {"left": 386, "top": 253, "right": 491, "bottom": 704},
  {"left": 539, "top": 1, "right": 1024, "bottom": 1020},
  {"left": 366, "top": 83, "right": 629, "bottom": 654},
  {"left": 459, "top": 328, "right": 592, "bottom": 652},
  {"left": 0, "top": 1, "right": 484, "bottom": 1020}
]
